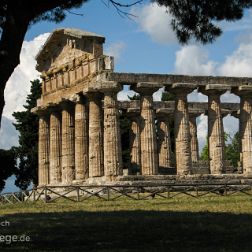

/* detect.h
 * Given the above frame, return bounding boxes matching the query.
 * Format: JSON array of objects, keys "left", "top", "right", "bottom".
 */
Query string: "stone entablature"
[{"left": 33, "top": 28, "right": 252, "bottom": 186}]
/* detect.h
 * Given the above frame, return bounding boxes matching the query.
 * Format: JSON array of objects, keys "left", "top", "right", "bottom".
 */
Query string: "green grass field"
[{"left": 0, "top": 193, "right": 252, "bottom": 251}]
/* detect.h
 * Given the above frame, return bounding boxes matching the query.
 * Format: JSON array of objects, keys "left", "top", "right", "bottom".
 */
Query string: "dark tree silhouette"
[{"left": 12, "top": 79, "right": 42, "bottom": 190}]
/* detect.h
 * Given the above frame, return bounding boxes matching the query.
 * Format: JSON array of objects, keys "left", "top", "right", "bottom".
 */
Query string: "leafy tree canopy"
[
  {"left": 154, "top": 0, "right": 252, "bottom": 44},
  {"left": 200, "top": 132, "right": 240, "bottom": 167}
]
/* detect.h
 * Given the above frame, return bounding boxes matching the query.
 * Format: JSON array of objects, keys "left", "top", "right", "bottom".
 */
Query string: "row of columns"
[
  {"left": 38, "top": 82, "right": 252, "bottom": 185},
  {"left": 38, "top": 88, "right": 123, "bottom": 185}
]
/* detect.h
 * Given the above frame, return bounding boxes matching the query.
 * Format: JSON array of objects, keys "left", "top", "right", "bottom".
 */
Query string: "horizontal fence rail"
[{"left": 1, "top": 182, "right": 252, "bottom": 205}]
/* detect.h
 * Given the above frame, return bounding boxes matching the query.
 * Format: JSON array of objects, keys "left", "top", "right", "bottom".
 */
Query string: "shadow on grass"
[{"left": 1, "top": 210, "right": 251, "bottom": 251}]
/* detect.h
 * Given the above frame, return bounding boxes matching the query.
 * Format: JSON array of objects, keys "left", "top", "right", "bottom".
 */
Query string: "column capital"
[
  {"left": 85, "top": 91, "right": 104, "bottom": 100},
  {"left": 165, "top": 83, "right": 197, "bottom": 95},
  {"left": 199, "top": 84, "right": 230, "bottom": 96},
  {"left": 69, "top": 93, "right": 88, "bottom": 104},
  {"left": 131, "top": 82, "right": 163, "bottom": 95},
  {"left": 83, "top": 81, "right": 122, "bottom": 93},
  {"left": 231, "top": 110, "right": 240, "bottom": 119},
  {"left": 232, "top": 85, "right": 252, "bottom": 97}
]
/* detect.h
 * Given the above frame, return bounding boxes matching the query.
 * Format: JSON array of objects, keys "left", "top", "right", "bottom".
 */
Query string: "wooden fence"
[{"left": 0, "top": 182, "right": 252, "bottom": 205}]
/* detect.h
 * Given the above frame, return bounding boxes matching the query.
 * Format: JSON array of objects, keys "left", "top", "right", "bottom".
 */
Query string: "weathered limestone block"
[
  {"left": 61, "top": 105, "right": 75, "bottom": 184},
  {"left": 49, "top": 111, "right": 62, "bottom": 184},
  {"left": 87, "top": 92, "right": 104, "bottom": 177},
  {"left": 103, "top": 92, "right": 123, "bottom": 179},
  {"left": 157, "top": 116, "right": 173, "bottom": 168},
  {"left": 129, "top": 117, "right": 141, "bottom": 174},
  {"left": 189, "top": 115, "right": 199, "bottom": 163},
  {"left": 202, "top": 84, "right": 230, "bottom": 174},
  {"left": 38, "top": 116, "right": 50, "bottom": 185},
  {"left": 166, "top": 83, "right": 197, "bottom": 175},
  {"left": 74, "top": 97, "right": 89, "bottom": 180}
]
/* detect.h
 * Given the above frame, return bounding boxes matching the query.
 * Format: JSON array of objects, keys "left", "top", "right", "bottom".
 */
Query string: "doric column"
[
  {"left": 61, "top": 103, "right": 75, "bottom": 184},
  {"left": 38, "top": 114, "right": 50, "bottom": 186},
  {"left": 156, "top": 112, "right": 173, "bottom": 168},
  {"left": 87, "top": 92, "right": 104, "bottom": 177},
  {"left": 189, "top": 114, "right": 200, "bottom": 163},
  {"left": 49, "top": 111, "right": 62, "bottom": 184},
  {"left": 165, "top": 83, "right": 197, "bottom": 175},
  {"left": 234, "top": 85, "right": 252, "bottom": 175},
  {"left": 74, "top": 95, "right": 89, "bottom": 181},
  {"left": 103, "top": 88, "right": 123, "bottom": 179},
  {"left": 132, "top": 82, "right": 162, "bottom": 175},
  {"left": 201, "top": 84, "right": 230, "bottom": 174},
  {"left": 128, "top": 111, "right": 141, "bottom": 174}
]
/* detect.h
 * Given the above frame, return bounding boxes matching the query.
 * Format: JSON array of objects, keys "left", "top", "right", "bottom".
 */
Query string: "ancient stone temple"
[{"left": 32, "top": 28, "right": 252, "bottom": 186}]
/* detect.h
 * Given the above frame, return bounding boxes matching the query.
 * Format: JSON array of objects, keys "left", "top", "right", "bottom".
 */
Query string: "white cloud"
[
  {"left": 3, "top": 33, "right": 50, "bottom": 120},
  {"left": 219, "top": 39, "right": 252, "bottom": 77},
  {"left": 175, "top": 45, "right": 217, "bottom": 75},
  {"left": 1, "top": 33, "right": 49, "bottom": 150},
  {"left": 197, "top": 115, "right": 208, "bottom": 151},
  {"left": 105, "top": 42, "right": 126, "bottom": 63},
  {"left": 132, "top": 2, "right": 177, "bottom": 44},
  {"left": 0, "top": 116, "right": 19, "bottom": 149}
]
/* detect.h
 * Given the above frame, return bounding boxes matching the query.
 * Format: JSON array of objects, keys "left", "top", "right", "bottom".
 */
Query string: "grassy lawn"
[{"left": 0, "top": 193, "right": 252, "bottom": 251}]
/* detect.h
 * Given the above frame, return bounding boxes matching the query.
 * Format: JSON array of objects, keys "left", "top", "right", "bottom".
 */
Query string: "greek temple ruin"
[{"left": 32, "top": 28, "right": 252, "bottom": 186}]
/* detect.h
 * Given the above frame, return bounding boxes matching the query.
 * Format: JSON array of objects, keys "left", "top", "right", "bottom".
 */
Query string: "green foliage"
[
  {"left": 12, "top": 80, "right": 42, "bottom": 190},
  {"left": 200, "top": 132, "right": 240, "bottom": 167},
  {"left": 161, "top": 92, "right": 175, "bottom": 101},
  {"left": 128, "top": 94, "right": 140, "bottom": 100},
  {"left": 225, "top": 132, "right": 240, "bottom": 167},
  {"left": 0, "top": 148, "right": 16, "bottom": 192},
  {"left": 200, "top": 138, "right": 209, "bottom": 161},
  {"left": 154, "top": 0, "right": 252, "bottom": 44}
]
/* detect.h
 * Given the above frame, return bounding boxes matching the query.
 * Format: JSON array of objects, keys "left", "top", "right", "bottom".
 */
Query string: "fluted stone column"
[
  {"left": 235, "top": 85, "right": 252, "bottom": 175},
  {"left": 38, "top": 115, "right": 50, "bottom": 185},
  {"left": 49, "top": 111, "right": 62, "bottom": 184},
  {"left": 128, "top": 112, "right": 141, "bottom": 174},
  {"left": 189, "top": 114, "right": 199, "bottom": 163},
  {"left": 157, "top": 114, "right": 173, "bottom": 168},
  {"left": 103, "top": 91, "right": 123, "bottom": 179},
  {"left": 74, "top": 96, "right": 89, "bottom": 180},
  {"left": 166, "top": 83, "right": 197, "bottom": 175},
  {"left": 201, "top": 84, "right": 230, "bottom": 174},
  {"left": 87, "top": 92, "right": 104, "bottom": 177},
  {"left": 61, "top": 104, "right": 75, "bottom": 184},
  {"left": 132, "top": 82, "right": 162, "bottom": 175}
]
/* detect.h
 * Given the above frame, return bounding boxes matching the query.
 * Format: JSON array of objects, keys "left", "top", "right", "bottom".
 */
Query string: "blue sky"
[{"left": 2, "top": 0, "right": 252, "bottom": 192}]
